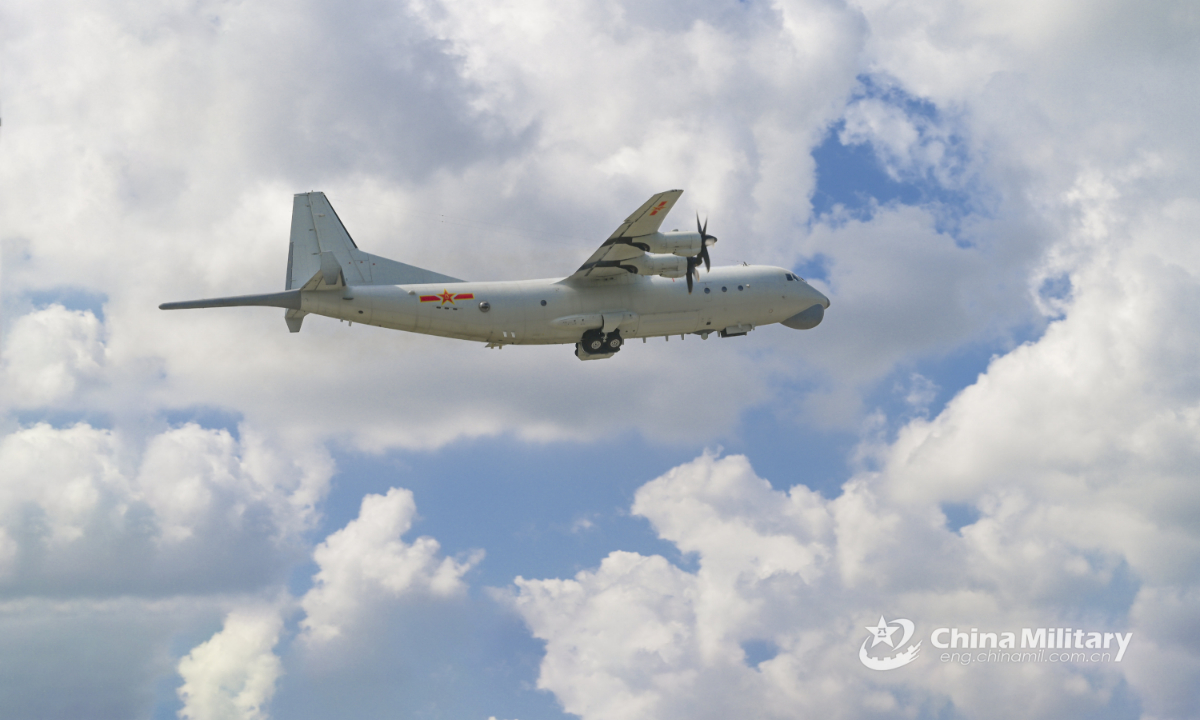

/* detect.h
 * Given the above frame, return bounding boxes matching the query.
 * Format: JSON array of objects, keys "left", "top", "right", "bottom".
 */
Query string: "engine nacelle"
[
  {"left": 634, "top": 231, "right": 704, "bottom": 257},
  {"left": 625, "top": 253, "right": 688, "bottom": 278}
]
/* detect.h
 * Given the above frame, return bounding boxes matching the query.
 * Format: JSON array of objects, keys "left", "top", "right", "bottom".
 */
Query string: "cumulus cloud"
[
  {"left": 796, "top": 204, "right": 1034, "bottom": 385},
  {"left": 838, "top": 93, "right": 968, "bottom": 191},
  {"left": 508, "top": 454, "right": 842, "bottom": 720},
  {"left": 0, "top": 304, "right": 105, "bottom": 406},
  {"left": 1, "top": 0, "right": 1198, "bottom": 717},
  {"left": 507, "top": 447, "right": 1168, "bottom": 718},
  {"left": 177, "top": 606, "right": 285, "bottom": 720},
  {"left": 506, "top": 174, "right": 1200, "bottom": 716},
  {"left": 509, "top": 137, "right": 1200, "bottom": 708},
  {"left": 0, "top": 0, "right": 896, "bottom": 451},
  {"left": 0, "top": 421, "right": 332, "bottom": 595},
  {"left": 137, "top": 423, "right": 330, "bottom": 544},
  {"left": 300, "top": 487, "right": 482, "bottom": 643},
  {"left": 0, "top": 0, "right": 1189, "bottom": 455}
]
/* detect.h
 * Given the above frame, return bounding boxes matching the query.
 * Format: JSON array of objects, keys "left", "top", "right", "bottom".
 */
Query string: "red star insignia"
[{"left": 438, "top": 289, "right": 456, "bottom": 304}]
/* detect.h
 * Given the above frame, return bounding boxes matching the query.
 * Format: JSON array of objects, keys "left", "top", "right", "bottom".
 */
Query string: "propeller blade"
[
  {"left": 686, "top": 255, "right": 700, "bottom": 293},
  {"left": 696, "top": 213, "right": 716, "bottom": 272}
]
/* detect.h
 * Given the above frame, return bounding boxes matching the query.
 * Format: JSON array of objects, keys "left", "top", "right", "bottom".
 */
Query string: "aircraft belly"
[{"left": 633, "top": 310, "right": 701, "bottom": 335}]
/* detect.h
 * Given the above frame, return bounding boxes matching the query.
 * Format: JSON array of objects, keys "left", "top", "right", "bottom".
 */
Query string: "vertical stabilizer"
[
  {"left": 287, "top": 192, "right": 463, "bottom": 289},
  {"left": 287, "top": 192, "right": 364, "bottom": 290},
  {"left": 163, "top": 191, "right": 464, "bottom": 334},
  {"left": 282, "top": 192, "right": 466, "bottom": 331}
]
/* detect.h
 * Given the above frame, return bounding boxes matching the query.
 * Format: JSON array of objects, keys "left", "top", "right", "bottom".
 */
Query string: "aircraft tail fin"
[
  {"left": 161, "top": 192, "right": 464, "bottom": 334},
  {"left": 286, "top": 192, "right": 464, "bottom": 290}
]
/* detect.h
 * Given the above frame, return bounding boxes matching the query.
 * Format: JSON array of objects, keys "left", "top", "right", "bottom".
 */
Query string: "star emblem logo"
[
  {"left": 866, "top": 616, "right": 901, "bottom": 647},
  {"left": 438, "top": 289, "right": 456, "bottom": 304},
  {"left": 858, "top": 615, "right": 920, "bottom": 670}
]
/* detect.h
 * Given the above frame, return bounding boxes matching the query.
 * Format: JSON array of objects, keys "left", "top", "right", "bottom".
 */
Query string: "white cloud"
[
  {"left": 300, "top": 487, "right": 482, "bottom": 643},
  {"left": 511, "top": 183, "right": 1200, "bottom": 717},
  {"left": 0, "top": 0, "right": 889, "bottom": 452},
  {"left": 137, "top": 423, "right": 330, "bottom": 544},
  {"left": 899, "top": 372, "right": 938, "bottom": 414},
  {"left": 0, "top": 422, "right": 122, "bottom": 547},
  {"left": 781, "top": 202, "right": 1039, "bottom": 424},
  {"left": 508, "top": 445, "right": 1182, "bottom": 719},
  {"left": 1, "top": 0, "right": 1198, "bottom": 716},
  {"left": 510, "top": 127, "right": 1200, "bottom": 715},
  {"left": 1, "top": 0, "right": 1191, "bottom": 457},
  {"left": 838, "top": 95, "right": 966, "bottom": 189},
  {"left": 0, "top": 304, "right": 105, "bottom": 406},
  {"left": 0, "top": 412, "right": 325, "bottom": 717},
  {"left": 510, "top": 551, "right": 701, "bottom": 719},
  {"left": 0, "top": 421, "right": 331, "bottom": 594},
  {"left": 177, "top": 605, "right": 285, "bottom": 720}
]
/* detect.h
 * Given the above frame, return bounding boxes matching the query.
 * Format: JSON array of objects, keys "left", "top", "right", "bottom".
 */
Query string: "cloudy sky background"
[{"left": 2, "top": 0, "right": 1198, "bottom": 717}]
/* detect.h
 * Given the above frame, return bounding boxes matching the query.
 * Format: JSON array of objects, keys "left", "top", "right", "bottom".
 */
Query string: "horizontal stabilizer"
[
  {"left": 357, "top": 251, "right": 464, "bottom": 286},
  {"left": 159, "top": 290, "right": 301, "bottom": 311}
]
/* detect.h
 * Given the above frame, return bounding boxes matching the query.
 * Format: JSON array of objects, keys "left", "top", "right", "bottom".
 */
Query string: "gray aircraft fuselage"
[
  {"left": 307, "top": 264, "right": 828, "bottom": 346},
  {"left": 160, "top": 190, "right": 830, "bottom": 359}
]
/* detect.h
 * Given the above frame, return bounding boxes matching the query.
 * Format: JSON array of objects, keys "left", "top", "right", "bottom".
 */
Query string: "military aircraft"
[{"left": 160, "top": 190, "right": 829, "bottom": 360}]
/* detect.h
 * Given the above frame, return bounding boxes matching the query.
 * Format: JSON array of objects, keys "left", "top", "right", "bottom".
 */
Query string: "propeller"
[{"left": 686, "top": 214, "right": 718, "bottom": 293}]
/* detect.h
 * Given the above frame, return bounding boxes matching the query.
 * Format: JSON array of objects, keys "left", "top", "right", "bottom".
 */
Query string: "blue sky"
[{"left": 2, "top": 1, "right": 1199, "bottom": 719}]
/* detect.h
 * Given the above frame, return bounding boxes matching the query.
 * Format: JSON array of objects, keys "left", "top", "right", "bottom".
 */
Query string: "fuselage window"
[
  {"left": 737, "top": 285, "right": 744, "bottom": 291},
  {"left": 721, "top": 286, "right": 728, "bottom": 292},
  {"left": 540, "top": 299, "right": 547, "bottom": 306},
  {"left": 704, "top": 287, "right": 711, "bottom": 294}
]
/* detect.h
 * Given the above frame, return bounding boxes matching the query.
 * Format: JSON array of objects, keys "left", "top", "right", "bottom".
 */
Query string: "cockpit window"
[{"left": 785, "top": 273, "right": 794, "bottom": 281}]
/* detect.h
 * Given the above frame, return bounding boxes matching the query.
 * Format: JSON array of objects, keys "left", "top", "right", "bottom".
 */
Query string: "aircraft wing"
[{"left": 566, "top": 189, "right": 683, "bottom": 281}]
